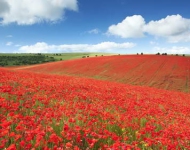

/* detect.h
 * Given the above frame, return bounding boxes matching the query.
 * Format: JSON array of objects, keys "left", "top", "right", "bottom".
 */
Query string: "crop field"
[
  {"left": 0, "top": 67, "right": 190, "bottom": 149},
  {"left": 1, "top": 0, "right": 190, "bottom": 149},
  {"left": 13, "top": 55, "right": 190, "bottom": 93}
]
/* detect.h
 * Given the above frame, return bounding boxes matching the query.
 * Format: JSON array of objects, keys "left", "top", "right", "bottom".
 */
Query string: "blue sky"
[{"left": 0, "top": 0, "right": 190, "bottom": 54}]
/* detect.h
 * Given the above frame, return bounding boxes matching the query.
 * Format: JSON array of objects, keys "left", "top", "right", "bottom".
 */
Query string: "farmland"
[
  {"left": 1, "top": 0, "right": 190, "bottom": 149},
  {"left": 0, "top": 67, "right": 190, "bottom": 149},
  {"left": 13, "top": 55, "right": 190, "bottom": 93},
  {"left": 0, "top": 53, "right": 114, "bottom": 67}
]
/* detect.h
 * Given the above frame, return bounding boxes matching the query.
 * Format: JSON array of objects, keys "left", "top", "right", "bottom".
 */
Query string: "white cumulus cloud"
[
  {"left": 144, "top": 14, "right": 190, "bottom": 43},
  {"left": 0, "top": 0, "right": 78, "bottom": 25},
  {"left": 107, "top": 15, "right": 145, "bottom": 38},
  {"left": 107, "top": 14, "right": 190, "bottom": 43},
  {"left": 0, "top": 0, "right": 10, "bottom": 15},
  {"left": 18, "top": 42, "right": 136, "bottom": 53},
  {"left": 19, "top": 42, "right": 55, "bottom": 53}
]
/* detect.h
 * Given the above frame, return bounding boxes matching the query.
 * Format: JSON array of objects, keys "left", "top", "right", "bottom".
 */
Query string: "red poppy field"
[
  {"left": 14, "top": 55, "right": 190, "bottom": 93},
  {"left": 1, "top": 55, "right": 190, "bottom": 149}
]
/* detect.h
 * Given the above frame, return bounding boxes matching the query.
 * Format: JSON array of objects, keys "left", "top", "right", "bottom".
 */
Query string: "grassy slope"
[
  {"left": 12, "top": 55, "right": 190, "bottom": 93},
  {"left": 44, "top": 53, "right": 116, "bottom": 61},
  {"left": 0, "top": 53, "right": 115, "bottom": 62}
]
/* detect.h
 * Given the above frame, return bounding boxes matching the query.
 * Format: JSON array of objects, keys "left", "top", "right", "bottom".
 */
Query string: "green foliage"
[{"left": 0, "top": 54, "right": 56, "bottom": 66}]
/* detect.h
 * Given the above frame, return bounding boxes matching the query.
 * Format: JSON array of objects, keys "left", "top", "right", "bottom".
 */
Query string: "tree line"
[{"left": 0, "top": 55, "right": 56, "bottom": 67}]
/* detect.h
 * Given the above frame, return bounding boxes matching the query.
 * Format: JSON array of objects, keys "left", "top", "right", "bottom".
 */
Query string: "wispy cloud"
[
  {"left": 88, "top": 28, "right": 100, "bottom": 34},
  {"left": 15, "top": 44, "right": 21, "bottom": 47},
  {"left": 17, "top": 42, "right": 136, "bottom": 53},
  {"left": 6, "top": 35, "right": 13, "bottom": 38},
  {"left": 6, "top": 42, "right": 13, "bottom": 46},
  {"left": 150, "top": 41, "right": 159, "bottom": 45},
  {"left": 153, "top": 46, "right": 190, "bottom": 54}
]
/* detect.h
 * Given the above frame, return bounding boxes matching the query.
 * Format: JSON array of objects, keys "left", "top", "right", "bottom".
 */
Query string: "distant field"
[
  {"left": 12, "top": 55, "right": 190, "bottom": 93},
  {"left": 0, "top": 53, "right": 115, "bottom": 66},
  {"left": 44, "top": 53, "right": 115, "bottom": 60}
]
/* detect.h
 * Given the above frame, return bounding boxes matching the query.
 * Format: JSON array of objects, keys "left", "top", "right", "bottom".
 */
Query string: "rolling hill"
[{"left": 12, "top": 55, "right": 190, "bottom": 93}]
